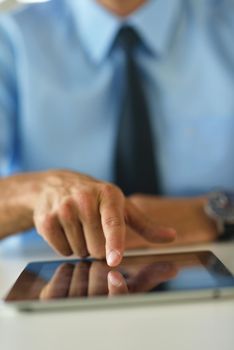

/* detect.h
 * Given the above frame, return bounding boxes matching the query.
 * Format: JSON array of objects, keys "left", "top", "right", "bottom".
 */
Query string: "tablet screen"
[{"left": 5, "top": 251, "right": 234, "bottom": 302}]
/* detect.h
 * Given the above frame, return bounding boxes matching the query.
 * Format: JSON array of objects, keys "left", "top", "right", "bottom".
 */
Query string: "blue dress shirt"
[{"left": 0, "top": 0, "right": 234, "bottom": 197}]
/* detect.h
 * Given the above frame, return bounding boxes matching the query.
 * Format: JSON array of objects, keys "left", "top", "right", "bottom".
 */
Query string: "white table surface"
[{"left": 0, "top": 237, "right": 234, "bottom": 350}]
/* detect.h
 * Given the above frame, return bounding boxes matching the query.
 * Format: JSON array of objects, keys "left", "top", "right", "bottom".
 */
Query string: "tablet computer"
[{"left": 3, "top": 251, "right": 234, "bottom": 311}]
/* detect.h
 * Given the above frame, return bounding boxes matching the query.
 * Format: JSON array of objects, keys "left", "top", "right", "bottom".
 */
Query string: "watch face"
[{"left": 209, "top": 191, "right": 234, "bottom": 223}]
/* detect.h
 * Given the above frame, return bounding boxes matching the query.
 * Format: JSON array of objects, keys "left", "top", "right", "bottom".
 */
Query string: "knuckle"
[
  {"left": 75, "top": 190, "right": 95, "bottom": 220},
  {"left": 101, "top": 183, "right": 115, "bottom": 195},
  {"left": 37, "top": 213, "right": 56, "bottom": 234},
  {"left": 76, "top": 189, "right": 93, "bottom": 204},
  {"left": 104, "top": 216, "right": 123, "bottom": 228},
  {"left": 58, "top": 199, "right": 74, "bottom": 222},
  {"left": 101, "top": 183, "right": 124, "bottom": 201}
]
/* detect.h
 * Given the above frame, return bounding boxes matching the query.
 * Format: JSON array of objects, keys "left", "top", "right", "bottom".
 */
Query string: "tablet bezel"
[{"left": 3, "top": 250, "right": 234, "bottom": 311}]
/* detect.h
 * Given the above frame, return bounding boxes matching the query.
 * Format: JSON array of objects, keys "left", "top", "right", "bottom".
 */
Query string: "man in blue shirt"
[{"left": 0, "top": 0, "right": 233, "bottom": 266}]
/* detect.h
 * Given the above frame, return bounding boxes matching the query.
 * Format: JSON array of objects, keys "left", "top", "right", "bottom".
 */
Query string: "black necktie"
[{"left": 114, "top": 26, "right": 160, "bottom": 196}]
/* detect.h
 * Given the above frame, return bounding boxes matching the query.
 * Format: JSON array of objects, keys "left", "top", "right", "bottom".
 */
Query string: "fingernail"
[
  {"left": 108, "top": 272, "right": 122, "bottom": 288},
  {"left": 162, "top": 228, "right": 176, "bottom": 236},
  {"left": 168, "top": 228, "right": 177, "bottom": 235},
  {"left": 107, "top": 250, "right": 121, "bottom": 267}
]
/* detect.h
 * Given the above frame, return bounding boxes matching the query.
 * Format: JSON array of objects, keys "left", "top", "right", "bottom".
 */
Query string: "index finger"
[
  {"left": 108, "top": 271, "right": 128, "bottom": 296},
  {"left": 99, "top": 185, "right": 126, "bottom": 267}
]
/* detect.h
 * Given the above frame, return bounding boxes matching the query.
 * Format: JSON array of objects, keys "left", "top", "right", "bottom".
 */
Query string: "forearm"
[{"left": 0, "top": 172, "right": 43, "bottom": 239}]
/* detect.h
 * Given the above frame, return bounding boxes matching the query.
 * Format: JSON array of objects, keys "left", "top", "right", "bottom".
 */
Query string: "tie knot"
[{"left": 115, "top": 26, "right": 140, "bottom": 52}]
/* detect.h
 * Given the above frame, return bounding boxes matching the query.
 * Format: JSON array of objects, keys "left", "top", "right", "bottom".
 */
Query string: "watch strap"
[{"left": 218, "top": 223, "right": 234, "bottom": 241}]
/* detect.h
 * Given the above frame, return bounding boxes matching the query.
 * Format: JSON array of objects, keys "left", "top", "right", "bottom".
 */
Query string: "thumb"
[{"left": 125, "top": 201, "right": 176, "bottom": 243}]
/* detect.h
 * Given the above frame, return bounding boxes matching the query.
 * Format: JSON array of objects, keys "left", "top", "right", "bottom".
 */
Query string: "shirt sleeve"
[{"left": 0, "top": 17, "right": 19, "bottom": 177}]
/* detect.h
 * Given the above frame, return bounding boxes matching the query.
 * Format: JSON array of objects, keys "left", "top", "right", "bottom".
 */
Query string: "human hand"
[
  {"left": 39, "top": 259, "right": 178, "bottom": 300},
  {"left": 33, "top": 170, "right": 176, "bottom": 266},
  {"left": 126, "top": 195, "right": 218, "bottom": 247}
]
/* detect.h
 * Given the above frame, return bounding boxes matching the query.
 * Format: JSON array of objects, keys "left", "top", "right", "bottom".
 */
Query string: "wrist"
[{"left": 8, "top": 172, "right": 47, "bottom": 212}]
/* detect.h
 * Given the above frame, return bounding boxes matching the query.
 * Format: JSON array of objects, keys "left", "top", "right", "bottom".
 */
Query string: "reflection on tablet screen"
[{"left": 5, "top": 252, "right": 234, "bottom": 302}]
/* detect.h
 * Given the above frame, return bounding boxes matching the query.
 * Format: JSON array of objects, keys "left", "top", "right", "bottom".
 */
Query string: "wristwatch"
[{"left": 205, "top": 190, "right": 234, "bottom": 241}]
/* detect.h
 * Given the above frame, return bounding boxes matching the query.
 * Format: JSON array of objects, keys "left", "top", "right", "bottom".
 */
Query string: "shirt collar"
[{"left": 68, "top": 0, "right": 181, "bottom": 64}]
